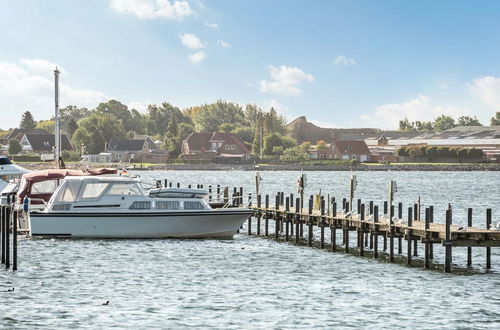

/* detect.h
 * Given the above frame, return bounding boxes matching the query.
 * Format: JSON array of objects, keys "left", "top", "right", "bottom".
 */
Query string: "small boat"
[
  {"left": 0, "top": 156, "right": 30, "bottom": 203},
  {"left": 29, "top": 176, "right": 252, "bottom": 238}
]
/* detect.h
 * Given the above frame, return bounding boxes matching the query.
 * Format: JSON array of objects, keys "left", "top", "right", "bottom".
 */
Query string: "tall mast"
[{"left": 54, "top": 67, "right": 61, "bottom": 167}]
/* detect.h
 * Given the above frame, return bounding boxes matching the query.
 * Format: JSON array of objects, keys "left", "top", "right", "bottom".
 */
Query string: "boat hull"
[{"left": 29, "top": 209, "right": 253, "bottom": 239}]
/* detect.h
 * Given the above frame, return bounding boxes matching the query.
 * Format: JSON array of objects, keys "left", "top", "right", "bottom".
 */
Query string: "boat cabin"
[{"left": 47, "top": 177, "right": 211, "bottom": 212}]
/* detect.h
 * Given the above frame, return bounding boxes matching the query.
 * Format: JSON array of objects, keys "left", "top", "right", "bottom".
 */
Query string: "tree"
[
  {"left": 71, "top": 113, "right": 126, "bottom": 154},
  {"left": 316, "top": 140, "right": 328, "bottom": 150},
  {"left": 457, "top": 116, "right": 482, "bottom": 126},
  {"left": 8, "top": 139, "right": 22, "bottom": 155},
  {"left": 192, "top": 100, "right": 246, "bottom": 132},
  {"left": 263, "top": 133, "right": 297, "bottom": 156},
  {"left": 491, "top": 112, "right": 500, "bottom": 125},
  {"left": 433, "top": 115, "right": 456, "bottom": 131},
  {"left": 280, "top": 146, "right": 309, "bottom": 161},
  {"left": 20, "top": 111, "right": 36, "bottom": 129},
  {"left": 146, "top": 102, "right": 187, "bottom": 136},
  {"left": 399, "top": 118, "right": 413, "bottom": 131},
  {"left": 66, "top": 118, "right": 78, "bottom": 138},
  {"left": 232, "top": 127, "right": 254, "bottom": 145},
  {"left": 36, "top": 120, "right": 55, "bottom": 133},
  {"left": 218, "top": 123, "right": 236, "bottom": 133}
]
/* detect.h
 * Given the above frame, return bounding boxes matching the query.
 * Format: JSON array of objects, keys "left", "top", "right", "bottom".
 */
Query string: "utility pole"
[{"left": 54, "top": 67, "right": 61, "bottom": 167}]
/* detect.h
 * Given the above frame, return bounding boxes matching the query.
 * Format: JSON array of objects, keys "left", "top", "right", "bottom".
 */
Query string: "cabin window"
[
  {"left": 225, "top": 145, "right": 230, "bottom": 150},
  {"left": 129, "top": 201, "right": 151, "bottom": 209},
  {"left": 184, "top": 201, "right": 205, "bottom": 210},
  {"left": 107, "top": 183, "right": 141, "bottom": 196},
  {"left": 156, "top": 201, "right": 179, "bottom": 210},
  {"left": 82, "top": 183, "right": 109, "bottom": 199},
  {"left": 32, "top": 180, "right": 58, "bottom": 194}
]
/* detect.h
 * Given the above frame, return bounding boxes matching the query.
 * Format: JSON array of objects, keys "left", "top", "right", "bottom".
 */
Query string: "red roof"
[{"left": 332, "top": 140, "right": 370, "bottom": 155}]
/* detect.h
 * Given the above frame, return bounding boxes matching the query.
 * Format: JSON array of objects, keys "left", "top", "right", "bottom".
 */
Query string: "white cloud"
[
  {"left": 334, "top": 55, "right": 356, "bottom": 66},
  {"left": 110, "top": 0, "right": 193, "bottom": 20},
  {"left": 259, "top": 65, "right": 314, "bottom": 96},
  {"left": 468, "top": 76, "right": 500, "bottom": 108},
  {"left": 188, "top": 51, "right": 206, "bottom": 63},
  {"left": 360, "top": 95, "right": 466, "bottom": 129},
  {"left": 0, "top": 59, "right": 108, "bottom": 128},
  {"left": 19, "top": 58, "right": 66, "bottom": 74},
  {"left": 217, "top": 39, "right": 231, "bottom": 48},
  {"left": 204, "top": 21, "right": 218, "bottom": 28},
  {"left": 179, "top": 33, "right": 204, "bottom": 49}
]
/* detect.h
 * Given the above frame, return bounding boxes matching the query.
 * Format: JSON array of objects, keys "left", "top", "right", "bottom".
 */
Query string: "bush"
[{"left": 61, "top": 150, "right": 82, "bottom": 162}]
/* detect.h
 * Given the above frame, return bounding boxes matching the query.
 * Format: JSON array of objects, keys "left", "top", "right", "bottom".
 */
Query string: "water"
[{"left": 2, "top": 171, "right": 500, "bottom": 329}]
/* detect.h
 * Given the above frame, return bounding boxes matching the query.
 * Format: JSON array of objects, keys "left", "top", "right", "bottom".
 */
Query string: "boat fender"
[{"left": 23, "top": 196, "right": 30, "bottom": 212}]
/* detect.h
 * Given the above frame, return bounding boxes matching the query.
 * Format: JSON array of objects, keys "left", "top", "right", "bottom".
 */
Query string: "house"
[
  {"left": 1, "top": 128, "right": 47, "bottom": 145},
  {"left": 106, "top": 135, "right": 168, "bottom": 163},
  {"left": 18, "top": 133, "right": 73, "bottom": 154},
  {"left": 306, "top": 140, "right": 371, "bottom": 162},
  {"left": 331, "top": 140, "right": 371, "bottom": 162},
  {"left": 181, "top": 132, "right": 251, "bottom": 161},
  {"left": 307, "top": 144, "right": 336, "bottom": 159}
]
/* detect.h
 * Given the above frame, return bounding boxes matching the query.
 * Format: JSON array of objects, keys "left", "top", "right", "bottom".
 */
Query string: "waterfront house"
[
  {"left": 106, "top": 135, "right": 168, "bottom": 163},
  {"left": 180, "top": 132, "right": 251, "bottom": 161},
  {"left": 17, "top": 133, "right": 73, "bottom": 154},
  {"left": 331, "top": 140, "right": 371, "bottom": 162}
]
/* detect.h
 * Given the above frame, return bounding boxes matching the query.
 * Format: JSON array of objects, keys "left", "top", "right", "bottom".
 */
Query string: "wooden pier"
[{"left": 246, "top": 194, "right": 499, "bottom": 273}]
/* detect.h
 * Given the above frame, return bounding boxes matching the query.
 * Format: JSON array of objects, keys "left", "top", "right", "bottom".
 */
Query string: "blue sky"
[{"left": 1, "top": 0, "right": 500, "bottom": 130}]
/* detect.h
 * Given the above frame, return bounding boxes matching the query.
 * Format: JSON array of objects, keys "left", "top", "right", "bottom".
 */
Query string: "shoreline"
[{"left": 19, "top": 162, "right": 500, "bottom": 171}]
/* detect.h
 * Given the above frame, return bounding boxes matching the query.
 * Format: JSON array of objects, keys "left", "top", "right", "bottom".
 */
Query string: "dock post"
[
  {"left": 285, "top": 197, "right": 290, "bottom": 241},
  {"left": 177, "top": 182, "right": 180, "bottom": 188},
  {"left": 247, "top": 195, "right": 252, "bottom": 235},
  {"left": 5, "top": 197, "right": 10, "bottom": 269},
  {"left": 265, "top": 195, "right": 269, "bottom": 236},
  {"left": 308, "top": 197, "right": 313, "bottom": 247},
  {"left": 344, "top": 202, "right": 350, "bottom": 253},
  {"left": 256, "top": 195, "right": 261, "bottom": 235},
  {"left": 275, "top": 194, "right": 280, "bottom": 239},
  {"left": 208, "top": 186, "right": 212, "bottom": 201},
  {"left": 383, "top": 201, "right": 388, "bottom": 216},
  {"left": 164, "top": 179, "right": 167, "bottom": 187},
  {"left": 240, "top": 187, "right": 244, "bottom": 206},
  {"left": 467, "top": 208, "right": 472, "bottom": 267},
  {"left": 320, "top": 199, "right": 325, "bottom": 249},
  {"left": 486, "top": 209, "right": 492, "bottom": 269},
  {"left": 169, "top": 182, "right": 172, "bottom": 187},
  {"left": 444, "top": 207, "right": 452, "bottom": 273},
  {"left": 373, "top": 206, "right": 379, "bottom": 259},
  {"left": 223, "top": 187, "right": 229, "bottom": 204},
  {"left": 13, "top": 208, "right": 17, "bottom": 271},
  {"left": 413, "top": 203, "right": 418, "bottom": 257},
  {"left": 357, "top": 199, "right": 361, "bottom": 215},
  {"left": 369, "top": 201, "right": 374, "bottom": 215},
  {"left": 389, "top": 205, "right": 394, "bottom": 262},
  {"left": 398, "top": 202, "right": 403, "bottom": 254},
  {"left": 424, "top": 208, "right": 430, "bottom": 269},
  {"left": 331, "top": 202, "right": 337, "bottom": 251},
  {"left": 295, "top": 198, "right": 300, "bottom": 244},
  {"left": 217, "top": 185, "right": 221, "bottom": 201},
  {"left": 429, "top": 206, "right": 434, "bottom": 259},
  {"left": 1, "top": 205, "right": 4, "bottom": 264},
  {"left": 407, "top": 207, "right": 413, "bottom": 265},
  {"left": 342, "top": 198, "right": 346, "bottom": 212},
  {"left": 359, "top": 204, "right": 365, "bottom": 256}
]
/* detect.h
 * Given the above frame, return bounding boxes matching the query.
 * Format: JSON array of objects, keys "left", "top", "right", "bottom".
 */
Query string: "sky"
[{"left": 1, "top": 0, "right": 500, "bottom": 130}]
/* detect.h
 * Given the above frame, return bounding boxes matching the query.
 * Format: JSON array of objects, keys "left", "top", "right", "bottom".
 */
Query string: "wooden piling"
[
  {"left": 359, "top": 204, "right": 365, "bottom": 256},
  {"left": 256, "top": 195, "right": 261, "bottom": 235},
  {"left": 320, "top": 199, "right": 325, "bottom": 249},
  {"left": 5, "top": 200, "right": 10, "bottom": 269},
  {"left": 413, "top": 203, "right": 418, "bottom": 257},
  {"left": 265, "top": 195, "right": 269, "bottom": 236},
  {"left": 308, "top": 197, "right": 313, "bottom": 247},
  {"left": 285, "top": 197, "right": 290, "bottom": 241},
  {"left": 407, "top": 207, "right": 412, "bottom": 265},
  {"left": 1, "top": 205, "right": 4, "bottom": 264},
  {"left": 373, "top": 206, "right": 379, "bottom": 259},
  {"left": 275, "top": 194, "right": 280, "bottom": 239},
  {"left": 389, "top": 205, "right": 394, "bottom": 262},
  {"left": 295, "top": 198, "right": 300, "bottom": 244},
  {"left": 467, "top": 208, "right": 472, "bottom": 267},
  {"left": 486, "top": 208, "right": 492, "bottom": 269},
  {"left": 398, "top": 202, "right": 403, "bottom": 254},
  {"left": 424, "top": 208, "right": 430, "bottom": 269},
  {"left": 444, "top": 207, "right": 452, "bottom": 273},
  {"left": 429, "top": 206, "right": 434, "bottom": 259},
  {"left": 13, "top": 209, "right": 17, "bottom": 271},
  {"left": 331, "top": 202, "right": 337, "bottom": 251}
]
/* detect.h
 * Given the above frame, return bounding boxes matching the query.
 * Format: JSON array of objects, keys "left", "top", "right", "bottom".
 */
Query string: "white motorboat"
[
  {"left": 29, "top": 176, "right": 252, "bottom": 238},
  {"left": 0, "top": 155, "right": 30, "bottom": 204}
]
